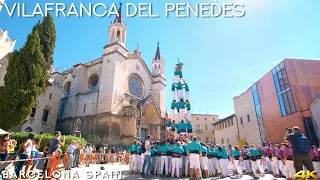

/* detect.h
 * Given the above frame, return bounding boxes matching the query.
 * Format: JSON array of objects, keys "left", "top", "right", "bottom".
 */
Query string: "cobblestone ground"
[{"left": 1, "top": 163, "right": 283, "bottom": 180}]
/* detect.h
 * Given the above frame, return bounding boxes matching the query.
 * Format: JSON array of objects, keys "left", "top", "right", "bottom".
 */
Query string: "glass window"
[
  {"left": 278, "top": 94, "right": 287, "bottom": 116},
  {"left": 221, "top": 138, "right": 224, "bottom": 144},
  {"left": 231, "top": 119, "right": 234, "bottom": 126},
  {"left": 240, "top": 118, "right": 243, "bottom": 124},
  {"left": 42, "top": 109, "right": 50, "bottom": 122},
  {"left": 205, "top": 125, "right": 208, "bottom": 130},
  {"left": 206, "top": 137, "right": 209, "bottom": 143},
  {"left": 247, "top": 115, "right": 250, "bottom": 122},
  {"left": 228, "top": 120, "right": 230, "bottom": 127},
  {"left": 273, "top": 73, "right": 281, "bottom": 94},
  {"left": 129, "top": 75, "right": 143, "bottom": 98},
  {"left": 205, "top": 117, "right": 207, "bottom": 121},
  {"left": 222, "top": 123, "right": 224, "bottom": 129},
  {"left": 276, "top": 65, "right": 280, "bottom": 72},
  {"left": 251, "top": 84, "right": 257, "bottom": 92},
  {"left": 272, "top": 68, "right": 277, "bottom": 75},
  {"left": 280, "top": 62, "right": 285, "bottom": 69},
  {"left": 283, "top": 92, "right": 292, "bottom": 115},
  {"left": 30, "top": 107, "right": 36, "bottom": 118},
  {"left": 227, "top": 138, "right": 230, "bottom": 144},
  {"left": 219, "top": 124, "right": 221, "bottom": 130},
  {"left": 287, "top": 90, "right": 296, "bottom": 113},
  {"left": 253, "top": 90, "right": 260, "bottom": 106},
  {"left": 277, "top": 71, "right": 283, "bottom": 80},
  {"left": 255, "top": 104, "right": 262, "bottom": 115}
]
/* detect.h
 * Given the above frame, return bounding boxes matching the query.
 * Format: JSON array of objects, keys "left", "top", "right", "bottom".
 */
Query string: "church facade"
[{"left": 15, "top": 5, "right": 167, "bottom": 147}]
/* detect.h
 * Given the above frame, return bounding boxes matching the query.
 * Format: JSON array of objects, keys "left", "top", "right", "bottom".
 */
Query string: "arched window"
[
  {"left": 64, "top": 81, "right": 71, "bottom": 94},
  {"left": 116, "top": 30, "right": 121, "bottom": 42},
  {"left": 88, "top": 74, "right": 99, "bottom": 88}
]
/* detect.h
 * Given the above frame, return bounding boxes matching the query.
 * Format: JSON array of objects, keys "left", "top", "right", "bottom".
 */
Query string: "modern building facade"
[
  {"left": 212, "top": 114, "right": 239, "bottom": 145},
  {"left": 234, "top": 59, "right": 320, "bottom": 144},
  {"left": 0, "top": 29, "right": 16, "bottom": 87},
  {"left": 310, "top": 95, "right": 320, "bottom": 144}
]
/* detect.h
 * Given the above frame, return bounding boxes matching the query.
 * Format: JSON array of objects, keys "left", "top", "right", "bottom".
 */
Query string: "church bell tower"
[
  {"left": 152, "top": 42, "right": 164, "bottom": 76},
  {"left": 108, "top": 3, "right": 127, "bottom": 46}
]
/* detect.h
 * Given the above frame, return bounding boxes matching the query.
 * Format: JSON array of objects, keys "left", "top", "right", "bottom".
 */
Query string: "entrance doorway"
[{"left": 141, "top": 128, "right": 147, "bottom": 142}]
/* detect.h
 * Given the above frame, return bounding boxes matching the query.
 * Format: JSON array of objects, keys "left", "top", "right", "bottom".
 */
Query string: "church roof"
[
  {"left": 154, "top": 42, "right": 161, "bottom": 60},
  {"left": 113, "top": 3, "right": 123, "bottom": 24}
]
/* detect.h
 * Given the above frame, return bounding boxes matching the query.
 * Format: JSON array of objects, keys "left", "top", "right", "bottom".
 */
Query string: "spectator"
[
  {"left": 15, "top": 133, "right": 35, "bottom": 178},
  {"left": 85, "top": 143, "right": 93, "bottom": 167},
  {"left": 0, "top": 133, "right": 11, "bottom": 161},
  {"left": 65, "top": 141, "right": 77, "bottom": 170},
  {"left": 284, "top": 126, "right": 314, "bottom": 173},
  {"left": 74, "top": 141, "right": 81, "bottom": 167},
  {"left": 25, "top": 135, "right": 42, "bottom": 177},
  {"left": 43, "top": 131, "right": 65, "bottom": 178}
]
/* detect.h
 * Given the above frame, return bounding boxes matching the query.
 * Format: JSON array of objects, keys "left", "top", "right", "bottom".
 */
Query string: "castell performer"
[
  {"left": 176, "top": 82, "right": 183, "bottom": 100},
  {"left": 186, "top": 100, "right": 191, "bottom": 120},
  {"left": 172, "top": 83, "right": 176, "bottom": 101},
  {"left": 171, "top": 100, "right": 177, "bottom": 121},
  {"left": 178, "top": 99, "right": 186, "bottom": 122},
  {"left": 184, "top": 82, "right": 189, "bottom": 101}
]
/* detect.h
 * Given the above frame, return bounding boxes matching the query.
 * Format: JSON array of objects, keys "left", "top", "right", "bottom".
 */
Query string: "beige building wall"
[
  {"left": 233, "top": 88, "right": 262, "bottom": 145},
  {"left": 310, "top": 95, "right": 320, "bottom": 141},
  {"left": 213, "top": 114, "right": 239, "bottom": 145},
  {"left": 0, "top": 29, "right": 16, "bottom": 87},
  {"left": 170, "top": 114, "right": 218, "bottom": 143}
]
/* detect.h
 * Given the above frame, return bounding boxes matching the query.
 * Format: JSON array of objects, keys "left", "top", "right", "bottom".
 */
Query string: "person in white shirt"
[
  {"left": 15, "top": 133, "right": 35, "bottom": 178},
  {"left": 65, "top": 141, "right": 78, "bottom": 170},
  {"left": 141, "top": 135, "right": 151, "bottom": 177},
  {"left": 85, "top": 143, "right": 93, "bottom": 167}
]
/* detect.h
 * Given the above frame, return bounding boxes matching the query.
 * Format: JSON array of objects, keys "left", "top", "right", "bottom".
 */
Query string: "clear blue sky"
[{"left": 1, "top": 0, "right": 320, "bottom": 118}]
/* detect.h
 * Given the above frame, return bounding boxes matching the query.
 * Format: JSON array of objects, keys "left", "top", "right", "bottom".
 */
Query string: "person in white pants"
[
  {"left": 171, "top": 84, "right": 176, "bottom": 101},
  {"left": 184, "top": 83, "right": 189, "bottom": 101},
  {"left": 186, "top": 100, "right": 191, "bottom": 120},
  {"left": 248, "top": 145, "right": 259, "bottom": 177},
  {"left": 171, "top": 141, "right": 184, "bottom": 177},
  {"left": 241, "top": 147, "right": 252, "bottom": 174},
  {"left": 173, "top": 70, "right": 180, "bottom": 84},
  {"left": 176, "top": 82, "right": 183, "bottom": 100},
  {"left": 200, "top": 143, "right": 209, "bottom": 178},
  {"left": 140, "top": 153, "right": 144, "bottom": 173},
  {"left": 216, "top": 145, "right": 230, "bottom": 178},
  {"left": 269, "top": 144, "right": 280, "bottom": 177},
  {"left": 170, "top": 100, "right": 177, "bottom": 121},
  {"left": 255, "top": 146, "right": 265, "bottom": 177},
  {"left": 282, "top": 145, "right": 295, "bottom": 178},
  {"left": 231, "top": 146, "right": 243, "bottom": 175},
  {"left": 160, "top": 141, "right": 170, "bottom": 176},
  {"left": 178, "top": 99, "right": 186, "bottom": 122},
  {"left": 155, "top": 154, "right": 161, "bottom": 174}
]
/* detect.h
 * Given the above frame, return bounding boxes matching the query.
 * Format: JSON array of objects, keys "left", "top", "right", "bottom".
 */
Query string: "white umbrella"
[{"left": 0, "top": 128, "right": 10, "bottom": 135}]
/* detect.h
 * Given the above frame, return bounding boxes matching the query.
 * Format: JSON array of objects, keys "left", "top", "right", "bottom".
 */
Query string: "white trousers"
[
  {"left": 251, "top": 160, "right": 259, "bottom": 176},
  {"left": 212, "top": 158, "right": 219, "bottom": 174},
  {"left": 264, "top": 157, "right": 272, "bottom": 172},
  {"left": 234, "top": 159, "right": 243, "bottom": 174},
  {"left": 129, "top": 155, "right": 134, "bottom": 171},
  {"left": 271, "top": 157, "right": 279, "bottom": 174},
  {"left": 155, "top": 156, "right": 161, "bottom": 174},
  {"left": 172, "top": 90, "right": 175, "bottom": 101},
  {"left": 313, "top": 161, "right": 320, "bottom": 174},
  {"left": 219, "top": 159, "right": 230, "bottom": 176},
  {"left": 140, "top": 154, "right": 144, "bottom": 173},
  {"left": 201, "top": 156, "right": 208, "bottom": 170},
  {"left": 278, "top": 160, "right": 284, "bottom": 175},
  {"left": 171, "top": 109, "right": 175, "bottom": 121},
  {"left": 161, "top": 156, "right": 169, "bottom": 175},
  {"left": 256, "top": 159, "right": 264, "bottom": 173},
  {"left": 152, "top": 156, "right": 156, "bottom": 170},
  {"left": 168, "top": 156, "right": 172, "bottom": 173},
  {"left": 283, "top": 160, "right": 295, "bottom": 178},
  {"left": 179, "top": 108, "right": 185, "bottom": 121},
  {"left": 171, "top": 158, "right": 180, "bottom": 177},
  {"left": 243, "top": 160, "right": 252, "bottom": 173},
  {"left": 185, "top": 155, "right": 189, "bottom": 176},
  {"left": 208, "top": 158, "right": 215, "bottom": 176},
  {"left": 185, "top": 91, "right": 189, "bottom": 101},
  {"left": 178, "top": 89, "right": 183, "bottom": 100},
  {"left": 187, "top": 110, "right": 191, "bottom": 121},
  {"left": 132, "top": 154, "right": 139, "bottom": 172}
]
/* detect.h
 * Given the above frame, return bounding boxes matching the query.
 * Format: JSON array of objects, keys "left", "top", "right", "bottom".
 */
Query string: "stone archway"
[{"left": 142, "top": 102, "right": 162, "bottom": 140}]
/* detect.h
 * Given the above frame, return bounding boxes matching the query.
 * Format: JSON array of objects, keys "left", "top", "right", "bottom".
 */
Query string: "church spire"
[
  {"left": 113, "top": 3, "right": 123, "bottom": 24},
  {"left": 154, "top": 42, "right": 161, "bottom": 60}
]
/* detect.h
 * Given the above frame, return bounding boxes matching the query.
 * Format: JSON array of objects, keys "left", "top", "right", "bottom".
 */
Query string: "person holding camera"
[{"left": 284, "top": 126, "right": 314, "bottom": 173}]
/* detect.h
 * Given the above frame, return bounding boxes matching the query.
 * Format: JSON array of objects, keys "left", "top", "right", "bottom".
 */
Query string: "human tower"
[{"left": 167, "top": 59, "right": 192, "bottom": 140}]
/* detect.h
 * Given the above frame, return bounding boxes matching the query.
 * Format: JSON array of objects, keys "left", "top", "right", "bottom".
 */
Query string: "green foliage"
[
  {"left": 0, "top": 15, "right": 56, "bottom": 130},
  {"left": 10, "top": 132, "right": 87, "bottom": 153}
]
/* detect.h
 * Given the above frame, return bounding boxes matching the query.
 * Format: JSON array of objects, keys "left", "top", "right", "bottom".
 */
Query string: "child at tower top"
[{"left": 175, "top": 59, "right": 184, "bottom": 71}]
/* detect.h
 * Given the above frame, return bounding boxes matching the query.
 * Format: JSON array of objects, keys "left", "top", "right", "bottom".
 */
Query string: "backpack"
[
  {"left": 299, "top": 134, "right": 311, "bottom": 153},
  {"left": 141, "top": 141, "right": 146, "bottom": 153}
]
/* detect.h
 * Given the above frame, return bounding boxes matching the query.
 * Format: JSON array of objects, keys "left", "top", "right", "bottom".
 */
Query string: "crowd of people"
[{"left": 128, "top": 126, "right": 319, "bottom": 180}]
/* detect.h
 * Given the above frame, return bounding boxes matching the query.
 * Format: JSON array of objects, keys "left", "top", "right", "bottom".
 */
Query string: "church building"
[{"left": 16, "top": 4, "right": 167, "bottom": 146}]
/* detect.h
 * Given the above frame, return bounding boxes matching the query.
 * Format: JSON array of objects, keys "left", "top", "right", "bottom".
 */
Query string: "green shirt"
[
  {"left": 174, "top": 70, "right": 180, "bottom": 76},
  {"left": 171, "top": 84, "right": 176, "bottom": 90},
  {"left": 171, "top": 102, "right": 176, "bottom": 109},
  {"left": 128, "top": 146, "right": 132, "bottom": 153},
  {"left": 132, "top": 143, "right": 138, "bottom": 152},
  {"left": 232, "top": 150, "right": 242, "bottom": 157},
  {"left": 249, "top": 148, "right": 257, "bottom": 157},
  {"left": 184, "top": 84, "right": 189, "bottom": 91},
  {"left": 201, "top": 146, "right": 208, "bottom": 154},
  {"left": 150, "top": 147, "right": 157, "bottom": 155},
  {"left": 177, "top": 123, "right": 187, "bottom": 132},
  {"left": 172, "top": 145, "right": 184, "bottom": 155},
  {"left": 170, "top": 123, "right": 176, "bottom": 130},
  {"left": 159, "top": 144, "right": 170, "bottom": 154},
  {"left": 186, "top": 122, "right": 192, "bottom": 130},
  {"left": 137, "top": 147, "right": 142, "bottom": 154},
  {"left": 179, "top": 101, "right": 186, "bottom": 109},
  {"left": 187, "top": 140, "right": 202, "bottom": 152},
  {"left": 176, "top": 83, "right": 183, "bottom": 90},
  {"left": 221, "top": 148, "right": 228, "bottom": 159},
  {"left": 186, "top": 103, "right": 191, "bottom": 110}
]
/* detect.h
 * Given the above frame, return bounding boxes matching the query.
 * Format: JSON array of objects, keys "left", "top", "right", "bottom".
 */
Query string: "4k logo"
[{"left": 294, "top": 170, "right": 318, "bottom": 179}]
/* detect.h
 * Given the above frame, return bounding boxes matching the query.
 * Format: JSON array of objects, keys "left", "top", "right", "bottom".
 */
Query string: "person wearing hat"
[
  {"left": 171, "top": 141, "right": 184, "bottom": 177},
  {"left": 187, "top": 136, "right": 202, "bottom": 180},
  {"left": 184, "top": 82, "right": 190, "bottom": 101},
  {"left": 200, "top": 143, "right": 209, "bottom": 178}
]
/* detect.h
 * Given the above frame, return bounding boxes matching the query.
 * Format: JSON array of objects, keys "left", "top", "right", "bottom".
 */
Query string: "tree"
[
  {"left": 38, "top": 14, "right": 56, "bottom": 70},
  {"left": 0, "top": 29, "right": 47, "bottom": 130}
]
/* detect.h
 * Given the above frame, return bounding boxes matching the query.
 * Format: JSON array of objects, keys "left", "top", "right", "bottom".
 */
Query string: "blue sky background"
[{"left": 1, "top": 0, "right": 320, "bottom": 118}]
